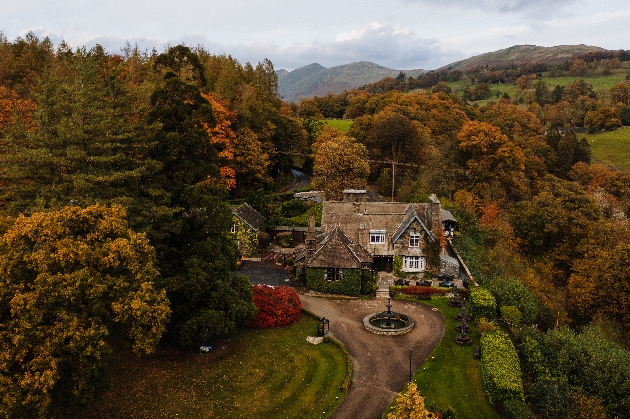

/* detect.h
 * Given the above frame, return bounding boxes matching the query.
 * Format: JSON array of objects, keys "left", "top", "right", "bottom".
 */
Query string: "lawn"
[
  {"left": 384, "top": 296, "right": 501, "bottom": 419},
  {"left": 582, "top": 128, "right": 630, "bottom": 171},
  {"left": 75, "top": 315, "right": 349, "bottom": 419},
  {"left": 324, "top": 119, "right": 352, "bottom": 132}
]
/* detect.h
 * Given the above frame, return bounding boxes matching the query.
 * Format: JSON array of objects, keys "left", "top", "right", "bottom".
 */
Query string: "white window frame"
[
  {"left": 231, "top": 223, "right": 238, "bottom": 234},
  {"left": 409, "top": 232, "right": 420, "bottom": 247},
  {"left": 369, "top": 230, "right": 386, "bottom": 244},
  {"left": 403, "top": 256, "right": 425, "bottom": 272}
]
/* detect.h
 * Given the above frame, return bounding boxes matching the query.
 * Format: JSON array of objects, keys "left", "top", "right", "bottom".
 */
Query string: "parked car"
[{"left": 439, "top": 280, "right": 454, "bottom": 288}]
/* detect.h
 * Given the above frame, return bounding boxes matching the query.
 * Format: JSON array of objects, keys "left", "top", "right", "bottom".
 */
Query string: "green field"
[
  {"left": 75, "top": 315, "right": 348, "bottom": 419},
  {"left": 324, "top": 119, "right": 352, "bottom": 132},
  {"left": 385, "top": 297, "right": 501, "bottom": 419},
  {"left": 582, "top": 128, "right": 630, "bottom": 171},
  {"left": 444, "top": 69, "right": 628, "bottom": 105}
]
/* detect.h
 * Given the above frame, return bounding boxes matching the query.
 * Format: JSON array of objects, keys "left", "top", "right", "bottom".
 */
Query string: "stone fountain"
[{"left": 363, "top": 297, "right": 415, "bottom": 335}]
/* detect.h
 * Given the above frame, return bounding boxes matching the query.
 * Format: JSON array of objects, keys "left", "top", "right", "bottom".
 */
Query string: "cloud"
[
  {"left": 242, "top": 22, "right": 464, "bottom": 71},
  {"left": 400, "top": 0, "right": 581, "bottom": 17}
]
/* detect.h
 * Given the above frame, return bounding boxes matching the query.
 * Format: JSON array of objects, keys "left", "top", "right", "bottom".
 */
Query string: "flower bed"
[
  {"left": 251, "top": 285, "right": 302, "bottom": 328},
  {"left": 399, "top": 285, "right": 446, "bottom": 299}
]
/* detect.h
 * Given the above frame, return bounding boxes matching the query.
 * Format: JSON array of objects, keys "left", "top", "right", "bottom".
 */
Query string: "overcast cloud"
[{"left": 1, "top": 0, "right": 628, "bottom": 71}]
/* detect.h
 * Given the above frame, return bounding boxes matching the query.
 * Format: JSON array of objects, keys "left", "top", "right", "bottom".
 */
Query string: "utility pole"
[{"left": 391, "top": 161, "right": 396, "bottom": 202}]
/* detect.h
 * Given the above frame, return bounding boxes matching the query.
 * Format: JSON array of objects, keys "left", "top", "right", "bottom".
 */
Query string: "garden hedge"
[
  {"left": 470, "top": 286, "right": 497, "bottom": 321},
  {"left": 480, "top": 329, "right": 525, "bottom": 405},
  {"left": 306, "top": 268, "right": 363, "bottom": 296}
]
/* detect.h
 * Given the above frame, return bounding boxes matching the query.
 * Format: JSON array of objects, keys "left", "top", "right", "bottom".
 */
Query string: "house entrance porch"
[{"left": 373, "top": 255, "right": 393, "bottom": 272}]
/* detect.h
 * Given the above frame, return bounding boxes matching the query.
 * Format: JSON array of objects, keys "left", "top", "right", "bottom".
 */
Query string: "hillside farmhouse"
[{"left": 296, "top": 190, "right": 461, "bottom": 296}]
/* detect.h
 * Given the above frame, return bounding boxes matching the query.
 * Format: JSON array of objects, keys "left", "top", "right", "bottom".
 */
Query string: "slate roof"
[
  {"left": 232, "top": 203, "right": 266, "bottom": 230},
  {"left": 441, "top": 209, "right": 457, "bottom": 223},
  {"left": 391, "top": 204, "right": 434, "bottom": 243},
  {"left": 308, "top": 227, "right": 372, "bottom": 269},
  {"left": 320, "top": 201, "right": 432, "bottom": 256}
]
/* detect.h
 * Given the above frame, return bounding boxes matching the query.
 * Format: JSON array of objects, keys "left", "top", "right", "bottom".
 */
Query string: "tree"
[
  {"left": 387, "top": 382, "right": 431, "bottom": 419},
  {"left": 584, "top": 107, "right": 622, "bottom": 132},
  {"left": 457, "top": 121, "right": 526, "bottom": 202},
  {"left": 148, "top": 46, "right": 257, "bottom": 344},
  {"left": 609, "top": 81, "right": 630, "bottom": 105},
  {"left": 0, "top": 205, "right": 170, "bottom": 418},
  {"left": 312, "top": 127, "right": 370, "bottom": 199},
  {"left": 0, "top": 47, "right": 161, "bottom": 227}
]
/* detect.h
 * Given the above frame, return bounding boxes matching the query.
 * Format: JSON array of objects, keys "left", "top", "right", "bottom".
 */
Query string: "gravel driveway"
[{"left": 241, "top": 261, "right": 445, "bottom": 419}]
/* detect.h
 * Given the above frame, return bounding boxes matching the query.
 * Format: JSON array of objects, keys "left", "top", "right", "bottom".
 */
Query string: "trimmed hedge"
[
  {"left": 480, "top": 330, "right": 525, "bottom": 405},
  {"left": 470, "top": 286, "right": 497, "bottom": 321},
  {"left": 306, "top": 268, "right": 362, "bottom": 296},
  {"left": 400, "top": 285, "right": 446, "bottom": 299}
]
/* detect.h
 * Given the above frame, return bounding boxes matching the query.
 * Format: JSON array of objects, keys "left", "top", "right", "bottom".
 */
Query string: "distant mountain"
[
  {"left": 440, "top": 44, "right": 607, "bottom": 71},
  {"left": 277, "top": 62, "right": 425, "bottom": 102}
]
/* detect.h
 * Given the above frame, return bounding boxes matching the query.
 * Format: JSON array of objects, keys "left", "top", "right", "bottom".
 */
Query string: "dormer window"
[
  {"left": 409, "top": 232, "right": 420, "bottom": 247},
  {"left": 370, "top": 230, "right": 386, "bottom": 244}
]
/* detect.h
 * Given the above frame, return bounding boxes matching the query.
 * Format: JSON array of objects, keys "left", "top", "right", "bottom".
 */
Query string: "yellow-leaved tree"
[
  {"left": 312, "top": 127, "right": 370, "bottom": 200},
  {"left": 388, "top": 382, "right": 432, "bottom": 419},
  {"left": 0, "top": 204, "right": 170, "bottom": 419}
]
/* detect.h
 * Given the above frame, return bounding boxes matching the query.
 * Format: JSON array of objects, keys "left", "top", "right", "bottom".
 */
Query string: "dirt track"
[{"left": 300, "top": 295, "right": 445, "bottom": 419}]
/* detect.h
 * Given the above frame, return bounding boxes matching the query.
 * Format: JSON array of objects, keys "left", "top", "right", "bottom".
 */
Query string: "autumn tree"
[
  {"left": 0, "top": 86, "right": 36, "bottom": 132},
  {"left": 0, "top": 205, "right": 170, "bottom": 418},
  {"left": 312, "top": 127, "right": 370, "bottom": 199},
  {"left": 609, "top": 81, "right": 630, "bottom": 105},
  {"left": 510, "top": 175, "right": 600, "bottom": 284},
  {"left": 387, "top": 382, "right": 431, "bottom": 419},
  {"left": 457, "top": 121, "right": 526, "bottom": 202},
  {"left": 584, "top": 107, "right": 622, "bottom": 132}
]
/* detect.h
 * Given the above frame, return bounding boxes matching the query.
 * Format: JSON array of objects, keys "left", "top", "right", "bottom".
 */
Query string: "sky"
[{"left": 1, "top": 0, "right": 629, "bottom": 71}]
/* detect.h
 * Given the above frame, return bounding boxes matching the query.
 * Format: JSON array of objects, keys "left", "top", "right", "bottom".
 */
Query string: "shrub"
[
  {"left": 476, "top": 318, "right": 497, "bottom": 333},
  {"left": 480, "top": 330, "right": 525, "bottom": 405},
  {"left": 502, "top": 398, "right": 534, "bottom": 419},
  {"left": 400, "top": 285, "right": 446, "bottom": 299},
  {"left": 500, "top": 305, "right": 522, "bottom": 326},
  {"left": 276, "top": 233, "right": 296, "bottom": 248},
  {"left": 251, "top": 285, "right": 301, "bottom": 329},
  {"left": 488, "top": 277, "right": 538, "bottom": 324},
  {"left": 470, "top": 286, "right": 496, "bottom": 321}
]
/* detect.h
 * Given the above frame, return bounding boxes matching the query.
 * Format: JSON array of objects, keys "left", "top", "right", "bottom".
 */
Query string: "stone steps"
[{"left": 376, "top": 288, "right": 390, "bottom": 298}]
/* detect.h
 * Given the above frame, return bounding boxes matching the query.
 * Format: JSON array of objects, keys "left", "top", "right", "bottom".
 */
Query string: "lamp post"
[{"left": 409, "top": 344, "right": 413, "bottom": 382}]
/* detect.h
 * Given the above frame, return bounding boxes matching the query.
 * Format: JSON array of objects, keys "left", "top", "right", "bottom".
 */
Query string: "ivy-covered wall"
[
  {"left": 306, "top": 268, "right": 362, "bottom": 296},
  {"left": 232, "top": 216, "right": 259, "bottom": 257}
]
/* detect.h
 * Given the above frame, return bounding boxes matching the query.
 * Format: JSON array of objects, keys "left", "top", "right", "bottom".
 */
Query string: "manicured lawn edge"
[
  {"left": 302, "top": 309, "right": 353, "bottom": 393},
  {"left": 382, "top": 296, "right": 501, "bottom": 419}
]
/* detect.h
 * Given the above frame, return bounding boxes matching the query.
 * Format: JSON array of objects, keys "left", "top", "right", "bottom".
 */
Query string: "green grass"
[
  {"left": 324, "top": 119, "right": 352, "bottom": 132},
  {"left": 76, "top": 315, "right": 348, "bottom": 419},
  {"left": 582, "top": 128, "right": 630, "bottom": 171},
  {"left": 384, "top": 297, "right": 501, "bottom": 419}
]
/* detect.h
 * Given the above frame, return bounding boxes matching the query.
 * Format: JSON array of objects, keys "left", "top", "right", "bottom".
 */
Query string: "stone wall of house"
[{"left": 393, "top": 220, "right": 428, "bottom": 257}]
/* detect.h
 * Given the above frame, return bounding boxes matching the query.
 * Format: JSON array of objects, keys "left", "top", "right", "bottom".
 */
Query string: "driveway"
[
  {"left": 301, "top": 295, "right": 444, "bottom": 419},
  {"left": 241, "top": 260, "right": 445, "bottom": 419}
]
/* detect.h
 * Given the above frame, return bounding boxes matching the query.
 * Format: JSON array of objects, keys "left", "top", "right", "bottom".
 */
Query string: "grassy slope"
[
  {"left": 384, "top": 297, "right": 501, "bottom": 419},
  {"left": 583, "top": 128, "right": 630, "bottom": 171},
  {"left": 324, "top": 119, "right": 352, "bottom": 132},
  {"left": 76, "top": 315, "right": 348, "bottom": 419}
]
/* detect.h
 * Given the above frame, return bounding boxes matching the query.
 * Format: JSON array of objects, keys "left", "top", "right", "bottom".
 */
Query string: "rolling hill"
[
  {"left": 439, "top": 44, "right": 607, "bottom": 71},
  {"left": 278, "top": 45, "right": 610, "bottom": 102},
  {"left": 277, "top": 62, "right": 425, "bottom": 102}
]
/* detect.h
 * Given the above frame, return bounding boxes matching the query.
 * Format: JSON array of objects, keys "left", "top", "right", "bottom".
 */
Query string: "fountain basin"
[{"left": 363, "top": 312, "right": 415, "bottom": 335}]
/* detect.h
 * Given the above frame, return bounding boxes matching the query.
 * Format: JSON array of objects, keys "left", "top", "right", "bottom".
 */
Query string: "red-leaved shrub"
[
  {"left": 251, "top": 285, "right": 301, "bottom": 329},
  {"left": 400, "top": 286, "right": 446, "bottom": 299}
]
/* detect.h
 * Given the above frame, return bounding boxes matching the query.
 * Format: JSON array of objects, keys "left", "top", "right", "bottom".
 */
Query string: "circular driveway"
[
  {"left": 300, "top": 295, "right": 445, "bottom": 419},
  {"left": 241, "top": 260, "right": 445, "bottom": 419}
]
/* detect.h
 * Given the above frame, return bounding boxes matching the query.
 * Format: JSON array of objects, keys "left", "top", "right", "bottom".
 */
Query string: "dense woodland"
[{"left": 1, "top": 33, "right": 630, "bottom": 418}]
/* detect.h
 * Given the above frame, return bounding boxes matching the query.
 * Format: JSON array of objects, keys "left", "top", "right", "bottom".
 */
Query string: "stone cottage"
[
  {"left": 231, "top": 203, "right": 266, "bottom": 257},
  {"left": 296, "top": 191, "right": 460, "bottom": 295}
]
